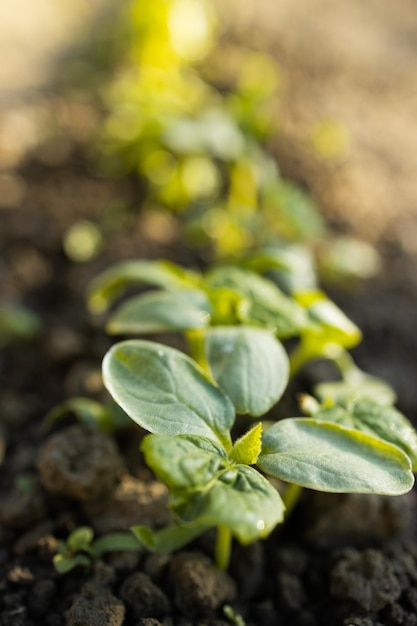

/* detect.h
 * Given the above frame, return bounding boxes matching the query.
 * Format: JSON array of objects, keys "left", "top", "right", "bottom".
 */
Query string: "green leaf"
[
  {"left": 173, "top": 464, "right": 285, "bottom": 545},
  {"left": 351, "top": 399, "right": 417, "bottom": 471},
  {"left": 258, "top": 418, "right": 414, "bottom": 495},
  {"left": 142, "top": 433, "right": 284, "bottom": 544},
  {"left": 142, "top": 434, "right": 228, "bottom": 491},
  {"left": 296, "top": 290, "right": 362, "bottom": 349},
  {"left": 230, "top": 423, "right": 262, "bottom": 465},
  {"left": 91, "top": 532, "right": 143, "bottom": 557},
  {"left": 242, "top": 244, "right": 317, "bottom": 293},
  {"left": 205, "top": 327, "right": 289, "bottom": 416},
  {"left": 315, "top": 375, "right": 397, "bottom": 406},
  {"left": 44, "top": 398, "right": 131, "bottom": 433},
  {"left": 131, "top": 523, "right": 208, "bottom": 553},
  {"left": 87, "top": 260, "right": 200, "bottom": 313},
  {"left": 53, "top": 553, "right": 91, "bottom": 574},
  {"left": 67, "top": 527, "right": 94, "bottom": 552},
  {"left": 103, "top": 340, "right": 234, "bottom": 449},
  {"left": 311, "top": 398, "right": 417, "bottom": 467},
  {"left": 107, "top": 289, "right": 211, "bottom": 335},
  {"left": 205, "top": 267, "right": 308, "bottom": 338}
]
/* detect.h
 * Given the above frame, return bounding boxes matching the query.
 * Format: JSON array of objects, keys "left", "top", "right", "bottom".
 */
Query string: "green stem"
[
  {"left": 215, "top": 525, "right": 232, "bottom": 570},
  {"left": 185, "top": 329, "right": 213, "bottom": 378},
  {"left": 332, "top": 349, "right": 362, "bottom": 382},
  {"left": 283, "top": 483, "right": 303, "bottom": 518},
  {"left": 289, "top": 341, "right": 314, "bottom": 377}
]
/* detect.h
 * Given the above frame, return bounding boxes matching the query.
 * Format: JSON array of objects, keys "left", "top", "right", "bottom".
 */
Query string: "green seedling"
[
  {"left": 88, "top": 257, "right": 367, "bottom": 394},
  {"left": 87, "top": 259, "right": 309, "bottom": 339},
  {"left": 102, "top": 339, "right": 414, "bottom": 570},
  {"left": 53, "top": 526, "right": 142, "bottom": 574},
  {"left": 44, "top": 397, "right": 131, "bottom": 434}
]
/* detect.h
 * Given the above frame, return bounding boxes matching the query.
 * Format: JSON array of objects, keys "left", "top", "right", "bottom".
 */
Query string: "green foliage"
[
  {"left": 307, "top": 397, "right": 417, "bottom": 471},
  {"left": 205, "top": 328, "right": 289, "bottom": 416},
  {"left": 44, "top": 397, "right": 131, "bottom": 434},
  {"left": 53, "top": 526, "right": 142, "bottom": 574},
  {"left": 102, "top": 339, "right": 415, "bottom": 569},
  {"left": 93, "top": 0, "right": 334, "bottom": 260}
]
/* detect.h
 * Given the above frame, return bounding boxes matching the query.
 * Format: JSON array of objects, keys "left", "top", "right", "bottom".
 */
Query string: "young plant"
[
  {"left": 53, "top": 526, "right": 142, "bottom": 574},
  {"left": 102, "top": 338, "right": 415, "bottom": 570},
  {"left": 44, "top": 397, "right": 131, "bottom": 434}
]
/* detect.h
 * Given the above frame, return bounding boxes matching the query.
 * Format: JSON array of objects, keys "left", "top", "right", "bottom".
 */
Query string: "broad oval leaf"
[
  {"left": 107, "top": 289, "right": 211, "bottom": 335},
  {"left": 205, "top": 327, "right": 289, "bottom": 416},
  {"left": 87, "top": 260, "right": 200, "bottom": 313},
  {"left": 174, "top": 464, "right": 284, "bottom": 545},
  {"left": 258, "top": 418, "right": 414, "bottom": 495},
  {"left": 103, "top": 340, "right": 234, "bottom": 449},
  {"left": 141, "top": 434, "right": 228, "bottom": 490},
  {"left": 205, "top": 266, "right": 309, "bottom": 338},
  {"left": 351, "top": 399, "right": 417, "bottom": 471}
]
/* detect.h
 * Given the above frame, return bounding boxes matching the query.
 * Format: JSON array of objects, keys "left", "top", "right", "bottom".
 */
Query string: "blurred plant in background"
[
  {"left": 93, "top": 0, "right": 333, "bottom": 261},
  {"left": 49, "top": 0, "right": 379, "bottom": 287}
]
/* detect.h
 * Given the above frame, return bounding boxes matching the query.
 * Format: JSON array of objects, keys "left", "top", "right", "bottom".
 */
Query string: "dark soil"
[{"left": 1, "top": 114, "right": 417, "bottom": 626}]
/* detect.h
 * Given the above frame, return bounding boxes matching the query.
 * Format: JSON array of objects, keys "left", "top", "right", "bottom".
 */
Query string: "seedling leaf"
[
  {"left": 131, "top": 523, "right": 208, "bottom": 553},
  {"left": 315, "top": 376, "right": 397, "bottom": 406},
  {"left": 174, "top": 463, "right": 285, "bottom": 544},
  {"left": 53, "top": 554, "right": 91, "bottom": 574},
  {"left": 107, "top": 289, "right": 211, "bottom": 335},
  {"left": 142, "top": 433, "right": 284, "bottom": 544},
  {"left": 87, "top": 260, "right": 200, "bottom": 313},
  {"left": 296, "top": 290, "right": 362, "bottom": 349},
  {"left": 258, "top": 418, "right": 414, "bottom": 495},
  {"left": 67, "top": 527, "right": 94, "bottom": 552},
  {"left": 44, "top": 398, "right": 131, "bottom": 433},
  {"left": 141, "top": 434, "right": 228, "bottom": 490},
  {"left": 205, "top": 266, "right": 308, "bottom": 338},
  {"left": 91, "top": 532, "right": 143, "bottom": 557},
  {"left": 230, "top": 423, "right": 262, "bottom": 465},
  {"left": 205, "top": 327, "right": 289, "bottom": 415},
  {"left": 350, "top": 399, "right": 417, "bottom": 470},
  {"left": 103, "top": 340, "right": 234, "bottom": 449}
]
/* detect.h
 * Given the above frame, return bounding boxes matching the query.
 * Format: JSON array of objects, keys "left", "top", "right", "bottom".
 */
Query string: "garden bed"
[{"left": 1, "top": 149, "right": 417, "bottom": 626}]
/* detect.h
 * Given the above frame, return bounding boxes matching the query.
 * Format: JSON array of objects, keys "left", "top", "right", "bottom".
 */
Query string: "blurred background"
[{"left": 1, "top": 0, "right": 417, "bottom": 297}]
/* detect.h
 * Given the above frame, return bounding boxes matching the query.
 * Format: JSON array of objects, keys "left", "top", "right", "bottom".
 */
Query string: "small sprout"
[{"left": 53, "top": 526, "right": 142, "bottom": 574}]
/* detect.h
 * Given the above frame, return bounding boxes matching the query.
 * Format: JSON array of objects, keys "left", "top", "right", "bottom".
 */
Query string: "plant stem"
[
  {"left": 215, "top": 525, "right": 232, "bottom": 570},
  {"left": 288, "top": 342, "right": 314, "bottom": 377},
  {"left": 186, "top": 329, "right": 213, "bottom": 378},
  {"left": 283, "top": 483, "right": 303, "bottom": 518}
]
